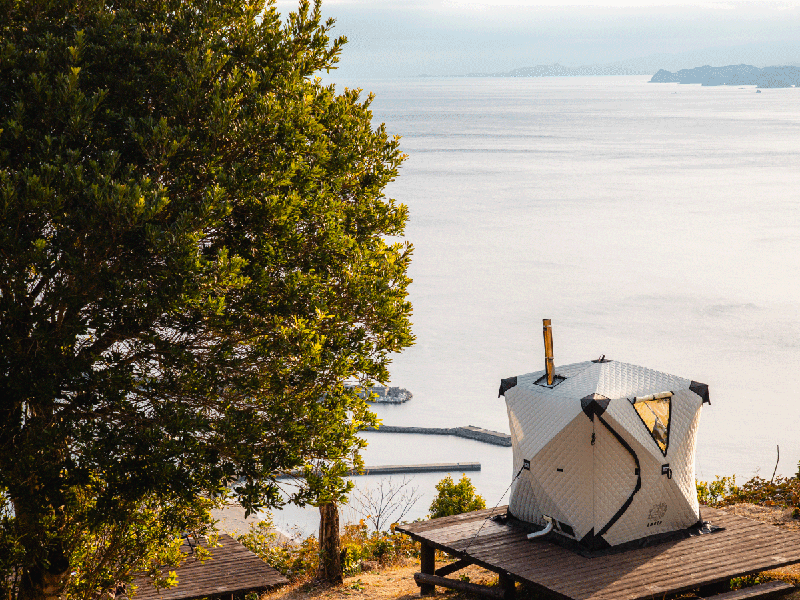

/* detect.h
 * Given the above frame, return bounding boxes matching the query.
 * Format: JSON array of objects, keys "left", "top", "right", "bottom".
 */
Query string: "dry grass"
[
  {"left": 262, "top": 558, "right": 505, "bottom": 600},
  {"left": 720, "top": 502, "right": 800, "bottom": 531}
]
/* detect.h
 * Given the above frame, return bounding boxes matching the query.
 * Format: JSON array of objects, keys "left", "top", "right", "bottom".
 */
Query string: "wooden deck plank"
[
  {"left": 413, "top": 507, "right": 762, "bottom": 568},
  {"left": 433, "top": 523, "right": 519, "bottom": 548},
  {"left": 516, "top": 525, "right": 787, "bottom": 587},
  {"left": 398, "top": 507, "right": 800, "bottom": 600},
  {"left": 476, "top": 517, "right": 783, "bottom": 577},
  {"left": 536, "top": 523, "right": 765, "bottom": 575},
  {"left": 560, "top": 527, "right": 800, "bottom": 588},
  {"left": 505, "top": 533, "right": 800, "bottom": 599},
  {"left": 563, "top": 555, "right": 797, "bottom": 599},
  {"left": 400, "top": 506, "right": 507, "bottom": 534},
  {"left": 538, "top": 543, "right": 800, "bottom": 599},
  {"left": 703, "top": 580, "right": 794, "bottom": 599},
  {"left": 573, "top": 540, "right": 800, "bottom": 600},
  {"left": 425, "top": 517, "right": 506, "bottom": 538},
  {"left": 130, "top": 534, "right": 287, "bottom": 600},
  {"left": 488, "top": 545, "right": 798, "bottom": 598},
  {"left": 449, "top": 530, "right": 527, "bottom": 552},
  {"left": 415, "top": 519, "right": 509, "bottom": 545}
]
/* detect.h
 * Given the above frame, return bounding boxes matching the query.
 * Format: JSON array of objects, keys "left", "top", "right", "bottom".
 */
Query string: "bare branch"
[{"left": 348, "top": 476, "right": 421, "bottom": 532}]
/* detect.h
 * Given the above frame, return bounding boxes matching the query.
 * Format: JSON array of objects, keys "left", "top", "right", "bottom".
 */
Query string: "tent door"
[{"left": 593, "top": 415, "right": 641, "bottom": 538}]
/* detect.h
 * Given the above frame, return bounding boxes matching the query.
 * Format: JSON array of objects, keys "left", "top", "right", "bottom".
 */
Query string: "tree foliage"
[
  {"left": 16, "top": 489, "right": 217, "bottom": 600},
  {"left": 0, "top": 0, "right": 412, "bottom": 597},
  {"left": 428, "top": 475, "right": 486, "bottom": 519}
]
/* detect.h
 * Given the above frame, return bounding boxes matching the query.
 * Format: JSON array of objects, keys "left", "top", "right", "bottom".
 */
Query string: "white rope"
[{"left": 462, "top": 463, "right": 526, "bottom": 552}]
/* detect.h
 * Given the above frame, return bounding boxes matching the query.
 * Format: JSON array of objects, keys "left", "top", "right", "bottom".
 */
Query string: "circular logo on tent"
[{"left": 648, "top": 502, "right": 668, "bottom": 522}]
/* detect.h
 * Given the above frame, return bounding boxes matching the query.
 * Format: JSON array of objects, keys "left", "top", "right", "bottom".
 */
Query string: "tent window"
[{"left": 632, "top": 392, "right": 672, "bottom": 454}]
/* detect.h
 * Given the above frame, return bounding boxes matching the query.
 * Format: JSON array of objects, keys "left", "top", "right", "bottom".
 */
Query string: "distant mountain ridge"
[
  {"left": 650, "top": 64, "right": 800, "bottom": 87},
  {"left": 452, "top": 43, "right": 800, "bottom": 80},
  {"left": 467, "top": 62, "right": 650, "bottom": 77}
]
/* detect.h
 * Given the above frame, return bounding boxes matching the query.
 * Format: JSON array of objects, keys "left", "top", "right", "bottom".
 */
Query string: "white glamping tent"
[{"left": 499, "top": 321, "right": 711, "bottom": 554}]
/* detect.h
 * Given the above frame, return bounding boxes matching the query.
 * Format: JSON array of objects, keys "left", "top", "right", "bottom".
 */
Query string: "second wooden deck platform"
[{"left": 130, "top": 533, "right": 288, "bottom": 600}]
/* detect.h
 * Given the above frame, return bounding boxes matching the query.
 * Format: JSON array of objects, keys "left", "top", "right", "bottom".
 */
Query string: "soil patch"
[{"left": 263, "top": 558, "right": 502, "bottom": 600}]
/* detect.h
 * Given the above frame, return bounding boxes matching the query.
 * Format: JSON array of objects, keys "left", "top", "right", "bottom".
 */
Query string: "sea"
[{"left": 268, "top": 75, "right": 800, "bottom": 537}]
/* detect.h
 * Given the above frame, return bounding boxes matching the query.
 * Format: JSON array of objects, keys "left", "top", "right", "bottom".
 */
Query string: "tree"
[
  {"left": 350, "top": 476, "right": 421, "bottom": 532},
  {"left": 429, "top": 475, "right": 486, "bottom": 519},
  {"left": 0, "top": 0, "right": 413, "bottom": 597}
]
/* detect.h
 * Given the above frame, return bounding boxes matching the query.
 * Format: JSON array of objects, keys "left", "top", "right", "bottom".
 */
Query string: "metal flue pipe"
[{"left": 543, "top": 319, "right": 555, "bottom": 385}]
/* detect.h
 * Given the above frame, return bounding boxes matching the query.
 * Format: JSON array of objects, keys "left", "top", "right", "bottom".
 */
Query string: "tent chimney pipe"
[{"left": 543, "top": 319, "right": 555, "bottom": 385}]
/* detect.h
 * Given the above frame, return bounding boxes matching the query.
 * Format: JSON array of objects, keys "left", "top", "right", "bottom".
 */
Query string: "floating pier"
[
  {"left": 358, "top": 462, "right": 480, "bottom": 475},
  {"left": 367, "top": 424, "right": 512, "bottom": 447},
  {"left": 276, "top": 462, "right": 480, "bottom": 479}
]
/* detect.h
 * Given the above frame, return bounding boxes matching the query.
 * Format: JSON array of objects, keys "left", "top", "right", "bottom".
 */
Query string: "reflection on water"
[{"left": 272, "top": 76, "right": 800, "bottom": 534}]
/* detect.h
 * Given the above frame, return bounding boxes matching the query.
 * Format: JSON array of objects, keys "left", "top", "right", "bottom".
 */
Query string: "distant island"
[{"left": 650, "top": 64, "right": 800, "bottom": 88}]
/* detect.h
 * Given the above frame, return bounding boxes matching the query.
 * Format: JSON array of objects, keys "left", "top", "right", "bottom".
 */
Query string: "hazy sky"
[{"left": 276, "top": 0, "right": 800, "bottom": 77}]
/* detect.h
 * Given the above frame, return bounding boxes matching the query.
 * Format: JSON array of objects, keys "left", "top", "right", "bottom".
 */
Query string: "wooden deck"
[
  {"left": 396, "top": 506, "right": 800, "bottom": 600},
  {"left": 129, "top": 534, "right": 288, "bottom": 600}
]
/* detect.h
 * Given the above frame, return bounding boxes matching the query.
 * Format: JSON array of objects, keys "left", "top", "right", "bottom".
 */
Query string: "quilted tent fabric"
[{"left": 502, "top": 360, "right": 707, "bottom": 551}]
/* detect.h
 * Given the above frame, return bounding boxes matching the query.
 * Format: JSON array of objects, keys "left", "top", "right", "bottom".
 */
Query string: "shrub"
[
  {"left": 237, "top": 517, "right": 419, "bottom": 581},
  {"left": 429, "top": 474, "right": 486, "bottom": 519},
  {"left": 696, "top": 474, "right": 800, "bottom": 508},
  {"left": 731, "top": 476, "right": 800, "bottom": 507},
  {"left": 696, "top": 476, "right": 739, "bottom": 506},
  {"left": 237, "top": 518, "right": 318, "bottom": 582},
  {"left": 339, "top": 520, "right": 419, "bottom": 574}
]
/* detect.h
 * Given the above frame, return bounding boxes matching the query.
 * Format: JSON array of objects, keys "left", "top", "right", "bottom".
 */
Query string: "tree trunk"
[
  {"left": 18, "top": 563, "right": 69, "bottom": 600},
  {"left": 12, "top": 498, "right": 70, "bottom": 600},
  {"left": 317, "top": 503, "right": 342, "bottom": 585}
]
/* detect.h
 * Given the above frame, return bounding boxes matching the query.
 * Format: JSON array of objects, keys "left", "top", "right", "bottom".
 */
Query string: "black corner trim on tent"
[
  {"left": 690, "top": 381, "right": 710, "bottom": 404},
  {"left": 498, "top": 376, "right": 518, "bottom": 397},
  {"left": 578, "top": 528, "right": 611, "bottom": 552},
  {"left": 581, "top": 394, "right": 611, "bottom": 419},
  {"left": 595, "top": 414, "right": 642, "bottom": 538},
  {"left": 564, "top": 519, "right": 724, "bottom": 558}
]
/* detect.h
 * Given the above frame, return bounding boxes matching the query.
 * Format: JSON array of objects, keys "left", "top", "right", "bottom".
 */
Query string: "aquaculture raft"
[{"left": 396, "top": 506, "right": 800, "bottom": 600}]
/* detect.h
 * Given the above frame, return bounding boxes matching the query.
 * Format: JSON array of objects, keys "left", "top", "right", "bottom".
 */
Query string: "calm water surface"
[{"left": 270, "top": 76, "right": 800, "bottom": 535}]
